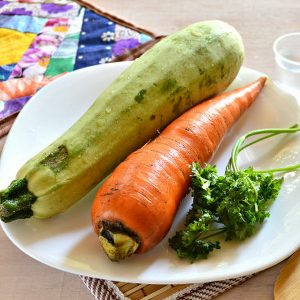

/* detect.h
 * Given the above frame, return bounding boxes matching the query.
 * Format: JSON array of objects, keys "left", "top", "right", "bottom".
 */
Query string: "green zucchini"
[{"left": 0, "top": 20, "right": 244, "bottom": 222}]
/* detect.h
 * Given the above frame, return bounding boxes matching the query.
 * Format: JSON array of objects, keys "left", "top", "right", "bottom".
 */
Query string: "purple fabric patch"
[
  {"left": 112, "top": 38, "right": 141, "bottom": 56},
  {"left": 41, "top": 3, "right": 73, "bottom": 14},
  {"left": 6, "top": 7, "right": 32, "bottom": 16},
  {"left": 0, "top": 1, "right": 6, "bottom": 9},
  {"left": 0, "top": 96, "right": 30, "bottom": 120}
]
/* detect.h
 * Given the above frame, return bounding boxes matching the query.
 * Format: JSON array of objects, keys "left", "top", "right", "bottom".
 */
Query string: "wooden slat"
[
  {"left": 142, "top": 285, "right": 166, "bottom": 295},
  {"left": 115, "top": 282, "right": 127, "bottom": 288},
  {"left": 128, "top": 289, "right": 146, "bottom": 300},
  {"left": 124, "top": 284, "right": 147, "bottom": 296},
  {"left": 150, "top": 284, "right": 191, "bottom": 299},
  {"left": 117, "top": 282, "right": 193, "bottom": 299},
  {"left": 128, "top": 284, "right": 166, "bottom": 300},
  {"left": 119, "top": 283, "right": 140, "bottom": 293},
  {"left": 141, "top": 285, "right": 172, "bottom": 300}
]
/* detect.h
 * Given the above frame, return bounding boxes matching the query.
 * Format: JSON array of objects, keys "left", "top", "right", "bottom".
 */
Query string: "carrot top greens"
[{"left": 169, "top": 125, "right": 300, "bottom": 261}]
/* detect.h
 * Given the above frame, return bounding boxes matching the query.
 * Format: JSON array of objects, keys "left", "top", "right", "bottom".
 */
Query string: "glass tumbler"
[{"left": 273, "top": 33, "right": 300, "bottom": 99}]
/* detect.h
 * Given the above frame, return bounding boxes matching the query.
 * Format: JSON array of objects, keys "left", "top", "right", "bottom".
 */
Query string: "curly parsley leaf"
[
  {"left": 169, "top": 209, "right": 222, "bottom": 261},
  {"left": 169, "top": 163, "right": 283, "bottom": 261}
]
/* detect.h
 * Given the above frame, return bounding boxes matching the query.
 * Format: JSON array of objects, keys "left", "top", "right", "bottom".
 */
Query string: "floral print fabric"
[
  {"left": 0, "top": 76, "right": 56, "bottom": 101},
  {"left": 0, "top": 1, "right": 80, "bottom": 18},
  {"left": 0, "top": 0, "right": 153, "bottom": 121},
  {"left": 45, "top": 8, "right": 84, "bottom": 76},
  {"left": 74, "top": 9, "right": 152, "bottom": 69},
  {"left": 74, "top": 9, "right": 115, "bottom": 69},
  {"left": 10, "top": 18, "right": 70, "bottom": 79},
  {"left": 6, "top": 0, "right": 74, "bottom": 4}
]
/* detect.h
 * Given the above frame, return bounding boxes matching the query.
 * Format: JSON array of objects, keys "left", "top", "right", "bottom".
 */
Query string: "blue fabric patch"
[
  {"left": 140, "top": 33, "right": 152, "bottom": 44},
  {"left": 0, "top": 15, "right": 47, "bottom": 33},
  {"left": 74, "top": 9, "right": 115, "bottom": 69},
  {"left": 0, "top": 63, "right": 15, "bottom": 81}
]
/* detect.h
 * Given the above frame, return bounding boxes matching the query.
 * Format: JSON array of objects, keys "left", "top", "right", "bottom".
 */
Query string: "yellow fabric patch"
[
  {"left": 0, "top": 28, "right": 36, "bottom": 66},
  {"left": 54, "top": 25, "right": 68, "bottom": 33}
]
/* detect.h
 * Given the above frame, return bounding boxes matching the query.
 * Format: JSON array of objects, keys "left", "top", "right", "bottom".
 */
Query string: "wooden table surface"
[{"left": 1, "top": 1, "right": 299, "bottom": 299}]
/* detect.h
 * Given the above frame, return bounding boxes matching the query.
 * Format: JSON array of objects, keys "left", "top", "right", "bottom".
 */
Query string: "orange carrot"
[{"left": 91, "top": 77, "right": 267, "bottom": 261}]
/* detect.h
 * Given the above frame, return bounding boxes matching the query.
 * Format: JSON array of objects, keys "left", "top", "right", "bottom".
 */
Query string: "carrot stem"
[
  {"left": 229, "top": 125, "right": 300, "bottom": 174},
  {"left": 255, "top": 164, "right": 300, "bottom": 174},
  {"left": 239, "top": 124, "right": 298, "bottom": 152},
  {"left": 200, "top": 228, "right": 227, "bottom": 241}
]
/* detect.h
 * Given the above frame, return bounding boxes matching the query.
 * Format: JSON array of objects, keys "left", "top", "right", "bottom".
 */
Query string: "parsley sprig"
[{"left": 169, "top": 125, "right": 300, "bottom": 261}]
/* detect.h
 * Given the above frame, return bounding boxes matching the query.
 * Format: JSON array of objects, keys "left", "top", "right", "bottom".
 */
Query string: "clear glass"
[{"left": 273, "top": 33, "right": 300, "bottom": 98}]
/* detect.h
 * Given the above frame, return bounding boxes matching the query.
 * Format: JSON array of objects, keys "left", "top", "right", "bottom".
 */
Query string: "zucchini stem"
[{"left": 0, "top": 179, "right": 36, "bottom": 222}]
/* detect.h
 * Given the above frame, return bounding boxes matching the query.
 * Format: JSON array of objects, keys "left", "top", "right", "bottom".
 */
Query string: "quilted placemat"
[
  {"left": 0, "top": 1, "right": 255, "bottom": 299},
  {"left": 0, "top": 0, "right": 159, "bottom": 137}
]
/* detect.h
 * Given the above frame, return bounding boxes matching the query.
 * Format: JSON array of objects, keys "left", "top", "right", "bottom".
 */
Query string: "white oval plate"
[{"left": 0, "top": 62, "right": 300, "bottom": 284}]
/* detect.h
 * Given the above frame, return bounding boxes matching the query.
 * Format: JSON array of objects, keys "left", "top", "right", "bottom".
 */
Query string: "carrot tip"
[{"left": 259, "top": 76, "right": 267, "bottom": 85}]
